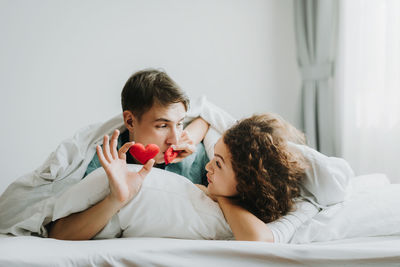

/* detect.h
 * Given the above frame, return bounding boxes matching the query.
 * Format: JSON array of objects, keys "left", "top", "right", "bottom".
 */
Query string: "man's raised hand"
[{"left": 170, "top": 130, "right": 196, "bottom": 163}]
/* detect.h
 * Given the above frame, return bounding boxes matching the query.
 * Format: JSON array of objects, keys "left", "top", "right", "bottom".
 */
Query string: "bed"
[
  {"left": 1, "top": 234, "right": 400, "bottom": 266},
  {"left": 1, "top": 100, "right": 399, "bottom": 266},
  {"left": 1, "top": 171, "right": 399, "bottom": 266}
]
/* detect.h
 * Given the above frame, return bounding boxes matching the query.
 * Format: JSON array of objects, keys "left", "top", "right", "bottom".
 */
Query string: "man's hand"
[
  {"left": 170, "top": 117, "right": 209, "bottom": 164},
  {"left": 97, "top": 129, "right": 154, "bottom": 209},
  {"left": 170, "top": 130, "right": 196, "bottom": 163}
]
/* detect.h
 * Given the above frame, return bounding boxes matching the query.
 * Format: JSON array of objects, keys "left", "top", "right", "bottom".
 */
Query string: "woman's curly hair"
[{"left": 223, "top": 113, "right": 307, "bottom": 223}]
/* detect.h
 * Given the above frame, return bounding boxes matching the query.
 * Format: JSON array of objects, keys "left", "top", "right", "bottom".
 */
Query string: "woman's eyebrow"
[
  {"left": 215, "top": 154, "right": 225, "bottom": 163},
  {"left": 213, "top": 144, "right": 225, "bottom": 163}
]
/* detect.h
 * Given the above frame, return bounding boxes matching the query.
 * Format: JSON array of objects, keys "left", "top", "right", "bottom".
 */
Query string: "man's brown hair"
[{"left": 121, "top": 69, "right": 189, "bottom": 120}]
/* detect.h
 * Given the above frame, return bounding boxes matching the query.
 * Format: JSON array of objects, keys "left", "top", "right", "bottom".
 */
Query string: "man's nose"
[{"left": 166, "top": 127, "right": 179, "bottom": 145}]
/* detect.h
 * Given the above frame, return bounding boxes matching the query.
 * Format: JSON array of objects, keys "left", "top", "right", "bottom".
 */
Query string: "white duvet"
[
  {"left": 0, "top": 97, "right": 235, "bottom": 237},
  {"left": 2, "top": 96, "right": 394, "bottom": 243}
]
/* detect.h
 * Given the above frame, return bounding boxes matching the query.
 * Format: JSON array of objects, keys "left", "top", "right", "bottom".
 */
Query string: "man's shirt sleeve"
[{"left": 84, "top": 153, "right": 102, "bottom": 177}]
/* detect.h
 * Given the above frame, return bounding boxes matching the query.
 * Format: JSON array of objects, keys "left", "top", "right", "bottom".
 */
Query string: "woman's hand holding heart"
[{"left": 97, "top": 129, "right": 154, "bottom": 209}]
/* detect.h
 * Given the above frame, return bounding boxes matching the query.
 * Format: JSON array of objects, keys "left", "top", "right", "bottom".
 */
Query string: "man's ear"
[{"left": 123, "top": 110, "right": 136, "bottom": 132}]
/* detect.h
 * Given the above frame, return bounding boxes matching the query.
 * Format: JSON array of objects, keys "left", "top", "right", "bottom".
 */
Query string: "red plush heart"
[
  {"left": 164, "top": 146, "right": 179, "bottom": 165},
  {"left": 129, "top": 143, "right": 160, "bottom": 164}
]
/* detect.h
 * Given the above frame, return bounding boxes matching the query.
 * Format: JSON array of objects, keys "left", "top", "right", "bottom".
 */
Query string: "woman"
[{"left": 96, "top": 113, "right": 307, "bottom": 242}]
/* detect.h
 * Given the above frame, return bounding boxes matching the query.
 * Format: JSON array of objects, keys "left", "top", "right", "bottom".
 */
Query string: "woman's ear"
[{"left": 123, "top": 110, "right": 136, "bottom": 132}]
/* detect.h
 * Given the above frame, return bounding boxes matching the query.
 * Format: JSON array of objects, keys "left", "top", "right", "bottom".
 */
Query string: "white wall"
[{"left": 0, "top": 0, "right": 301, "bottom": 194}]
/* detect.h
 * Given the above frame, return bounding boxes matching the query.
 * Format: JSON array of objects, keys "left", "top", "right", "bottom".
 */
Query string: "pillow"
[
  {"left": 288, "top": 142, "right": 355, "bottom": 208},
  {"left": 53, "top": 164, "right": 233, "bottom": 240},
  {"left": 290, "top": 174, "right": 400, "bottom": 243}
]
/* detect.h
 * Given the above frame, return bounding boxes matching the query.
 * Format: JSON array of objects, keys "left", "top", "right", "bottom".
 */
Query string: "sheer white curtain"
[{"left": 335, "top": 0, "right": 400, "bottom": 182}]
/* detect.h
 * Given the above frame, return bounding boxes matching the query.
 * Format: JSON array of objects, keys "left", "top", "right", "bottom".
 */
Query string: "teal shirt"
[{"left": 84, "top": 130, "right": 209, "bottom": 185}]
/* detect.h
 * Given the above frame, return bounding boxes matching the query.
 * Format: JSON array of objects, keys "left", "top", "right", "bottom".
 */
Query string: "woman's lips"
[{"left": 207, "top": 174, "right": 212, "bottom": 183}]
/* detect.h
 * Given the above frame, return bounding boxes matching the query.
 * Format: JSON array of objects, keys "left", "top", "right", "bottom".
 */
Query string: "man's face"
[{"left": 129, "top": 102, "right": 186, "bottom": 164}]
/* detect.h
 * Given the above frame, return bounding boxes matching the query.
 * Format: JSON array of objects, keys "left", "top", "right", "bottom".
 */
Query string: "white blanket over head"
[
  {"left": 0, "top": 96, "right": 354, "bottom": 242},
  {"left": 0, "top": 97, "right": 235, "bottom": 237}
]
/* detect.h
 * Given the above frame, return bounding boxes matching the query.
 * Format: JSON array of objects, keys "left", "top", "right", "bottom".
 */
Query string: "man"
[
  {"left": 85, "top": 69, "right": 209, "bottom": 184},
  {"left": 48, "top": 69, "right": 210, "bottom": 240}
]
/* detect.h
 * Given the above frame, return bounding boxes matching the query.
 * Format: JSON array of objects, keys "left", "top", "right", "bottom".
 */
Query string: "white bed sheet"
[{"left": 1, "top": 234, "right": 399, "bottom": 266}]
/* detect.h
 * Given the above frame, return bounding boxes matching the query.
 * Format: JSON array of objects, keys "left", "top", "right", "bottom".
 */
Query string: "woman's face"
[{"left": 205, "top": 138, "right": 238, "bottom": 197}]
